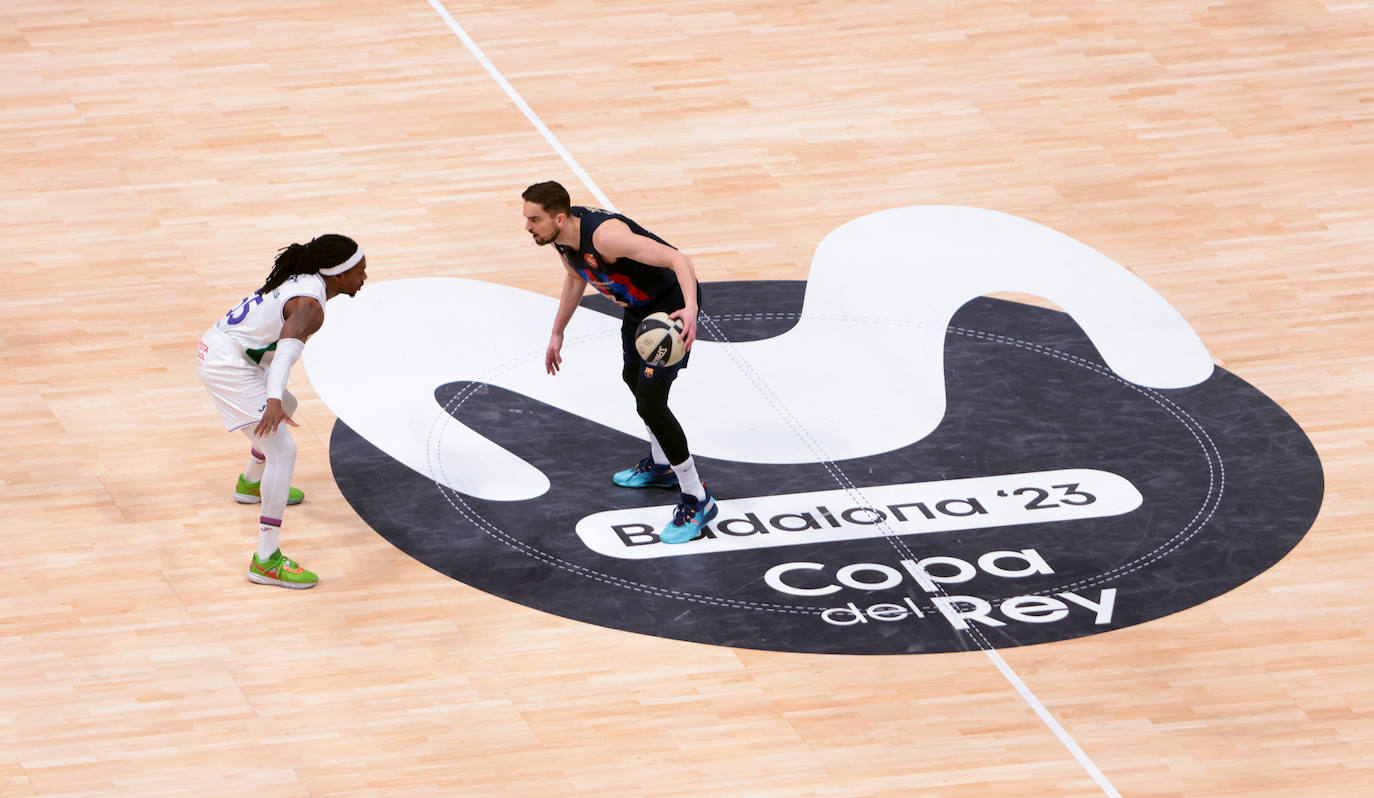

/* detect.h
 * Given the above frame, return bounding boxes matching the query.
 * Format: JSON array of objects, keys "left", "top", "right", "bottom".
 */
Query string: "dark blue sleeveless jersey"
[{"left": 556, "top": 207, "right": 679, "bottom": 312}]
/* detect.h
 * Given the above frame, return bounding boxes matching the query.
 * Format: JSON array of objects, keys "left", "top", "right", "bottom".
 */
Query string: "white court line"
[
  {"left": 422, "top": 2, "right": 1122, "bottom": 795},
  {"left": 985, "top": 648, "right": 1123, "bottom": 797},
  {"left": 424, "top": 0, "right": 614, "bottom": 212}
]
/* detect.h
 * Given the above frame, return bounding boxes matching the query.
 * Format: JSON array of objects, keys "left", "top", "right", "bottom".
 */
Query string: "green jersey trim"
[{"left": 245, "top": 341, "right": 278, "bottom": 365}]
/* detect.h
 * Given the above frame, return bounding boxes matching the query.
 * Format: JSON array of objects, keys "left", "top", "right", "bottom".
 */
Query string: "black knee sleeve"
[{"left": 633, "top": 379, "right": 689, "bottom": 464}]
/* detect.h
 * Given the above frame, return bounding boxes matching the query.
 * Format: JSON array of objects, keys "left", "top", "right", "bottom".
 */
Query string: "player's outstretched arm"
[{"left": 547, "top": 266, "right": 586, "bottom": 375}]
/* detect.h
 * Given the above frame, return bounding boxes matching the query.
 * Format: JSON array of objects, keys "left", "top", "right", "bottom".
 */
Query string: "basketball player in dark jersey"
[{"left": 521, "top": 180, "right": 718, "bottom": 544}]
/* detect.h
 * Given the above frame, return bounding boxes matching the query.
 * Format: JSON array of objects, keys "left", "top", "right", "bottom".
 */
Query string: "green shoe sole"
[{"left": 235, "top": 475, "right": 304, "bottom": 505}]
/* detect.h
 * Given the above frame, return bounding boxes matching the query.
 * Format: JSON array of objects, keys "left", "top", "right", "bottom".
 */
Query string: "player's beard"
[{"left": 532, "top": 220, "right": 563, "bottom": 246}]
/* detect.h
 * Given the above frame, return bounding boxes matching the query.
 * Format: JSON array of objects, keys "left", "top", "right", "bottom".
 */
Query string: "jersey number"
[{"left": 225, "top": 295, "right": 264, "bottom": 325}]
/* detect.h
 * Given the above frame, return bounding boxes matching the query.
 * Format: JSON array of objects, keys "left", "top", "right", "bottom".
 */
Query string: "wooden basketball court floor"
[{"left": 3, "top": 0, "right": 1372, "bottom": 795}]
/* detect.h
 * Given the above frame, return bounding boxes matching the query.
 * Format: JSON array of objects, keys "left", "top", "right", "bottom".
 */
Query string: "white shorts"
[{"left": 197, "top": 326, "right": 296, "bottom": 432}]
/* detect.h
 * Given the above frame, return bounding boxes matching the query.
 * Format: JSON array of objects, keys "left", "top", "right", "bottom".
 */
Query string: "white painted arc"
[
  {"left": 305, "top": 205, "right": 1215, "bottom": 499},
  {"left": 806, "top": 206, "right": 1213, "bottom": 389},
  {"left": 306, "top": 279, "right": 555, "bottom": 501}
]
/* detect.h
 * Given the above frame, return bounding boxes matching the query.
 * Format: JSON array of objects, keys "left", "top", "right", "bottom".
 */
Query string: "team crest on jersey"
[
  {"left": 584, "top": 253, "right": 599, "bottom": 269},
  {"left": 308, "top": 206, "right": 1323, "bottom": 655}
]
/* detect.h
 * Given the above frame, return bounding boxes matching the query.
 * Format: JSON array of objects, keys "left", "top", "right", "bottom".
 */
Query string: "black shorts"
[{"left": 621, "top": 284, "right": 700, "bottom": 383}]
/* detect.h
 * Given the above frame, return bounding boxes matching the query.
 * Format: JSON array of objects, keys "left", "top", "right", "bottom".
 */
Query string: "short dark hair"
[{"left": 522, "top": 181, "right": 571, "bottom": 216}]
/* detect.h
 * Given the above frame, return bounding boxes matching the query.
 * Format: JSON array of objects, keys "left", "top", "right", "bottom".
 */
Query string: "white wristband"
[{"left": 265, "top": 338, "right": 305, "bottom": 400}]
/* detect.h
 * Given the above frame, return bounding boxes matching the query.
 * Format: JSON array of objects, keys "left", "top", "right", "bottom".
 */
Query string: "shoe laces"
[
  {"left": 632, "top": 456, "right": 657, "bottom": 475},
  {"left": 672, "top": 494, "right": 701, "bottom": 526}
]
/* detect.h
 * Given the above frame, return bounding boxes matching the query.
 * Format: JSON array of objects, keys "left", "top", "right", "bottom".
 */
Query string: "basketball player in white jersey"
[{"left": 196, "top": 235, "right": 368, "bottom": 589}]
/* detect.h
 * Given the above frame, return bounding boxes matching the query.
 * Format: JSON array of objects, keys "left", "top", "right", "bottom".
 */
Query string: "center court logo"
[
  {"left": 307, "top": 206, "right": 1323, "bottom": 655},
  {"left": 576, "top": 469, "right": 1140, "bottom": 557}
]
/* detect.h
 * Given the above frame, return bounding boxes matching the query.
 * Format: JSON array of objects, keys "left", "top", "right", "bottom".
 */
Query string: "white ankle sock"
[
  {"left": 671, "top": 457, "right": 705, "bottom": 500},
  {"left": 243, "top": 446, "right": 267, "bottom": 483},
  {"left": 647, "top": 427, "right": 669, "bottom": 466},
  {"left": 257, "top": 521, "right": 280, "bottom": 561}
]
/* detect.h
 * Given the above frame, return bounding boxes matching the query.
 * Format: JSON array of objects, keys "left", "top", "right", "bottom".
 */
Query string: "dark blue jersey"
[{"left": 556, "top": 207, "right": 680, "bottom": 312}]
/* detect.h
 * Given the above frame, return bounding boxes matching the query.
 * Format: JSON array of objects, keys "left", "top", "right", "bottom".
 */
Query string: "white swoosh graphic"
[{"left": 306, "top": 206, "right": 1213, "bottom": 499}]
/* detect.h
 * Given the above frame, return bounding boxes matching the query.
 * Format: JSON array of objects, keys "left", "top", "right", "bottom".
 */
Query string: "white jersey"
[{"left": 212, "top": 273, "right": 327, "bottom": 366}]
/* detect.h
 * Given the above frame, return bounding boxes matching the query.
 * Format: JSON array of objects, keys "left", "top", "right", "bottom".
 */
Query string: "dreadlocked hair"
[{"left": 257, "top": 234, "right": 359, "bottom": 296}]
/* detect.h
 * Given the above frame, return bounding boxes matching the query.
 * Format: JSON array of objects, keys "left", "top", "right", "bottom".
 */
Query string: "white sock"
[
  {"left": 647, "top": 427, "right": 669, "bottom": 466},
  {"left": 257, "top": 521, "right": 280, "bottom": 561},
  {"left": 243, "top": 446, "right": 267, "bottom": 483},
  {"left": 671, "top": 456, "right": 705, "bottom": 500},
  {"left": 240, "top": 427, "right": 296, "bottom": 520}
]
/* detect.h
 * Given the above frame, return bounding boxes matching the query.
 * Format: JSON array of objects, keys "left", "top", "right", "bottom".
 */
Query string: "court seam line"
[{"left": 423, "top": 3, "right": 1121, "bottom": 796}]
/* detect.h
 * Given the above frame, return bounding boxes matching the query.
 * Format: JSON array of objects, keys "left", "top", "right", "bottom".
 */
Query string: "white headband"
[{"left": 319, "top": 248, "right": 363, "bottom": 276}]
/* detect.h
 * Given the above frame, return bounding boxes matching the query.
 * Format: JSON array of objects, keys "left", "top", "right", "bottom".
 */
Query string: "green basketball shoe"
[
  {"left": 235, "top": 474, "right": 304, "bottom": 505},
  {"left": 247, "top": 549, "right": 319, "bottom": 589}
]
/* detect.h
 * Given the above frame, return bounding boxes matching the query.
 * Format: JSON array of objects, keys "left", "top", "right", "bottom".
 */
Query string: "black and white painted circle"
[{"left": 309, "top": 207, "right": 1322, "bottom": 655}]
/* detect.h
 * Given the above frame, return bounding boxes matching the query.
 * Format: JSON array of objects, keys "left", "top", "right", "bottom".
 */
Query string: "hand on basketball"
[
  {"left": 546, "top": 333, "right": 564, "bottom": 375},
  {"left": 669, "top": 308, "right": 697, "bottom": 350},
  {"left": 254, "top": 398, "right": 298, "bottom": 438}
]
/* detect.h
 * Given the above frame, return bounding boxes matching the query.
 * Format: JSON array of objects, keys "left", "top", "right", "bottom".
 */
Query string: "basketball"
[{"left": 634, "top": 312, "right": 686, "bottom": 367}]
